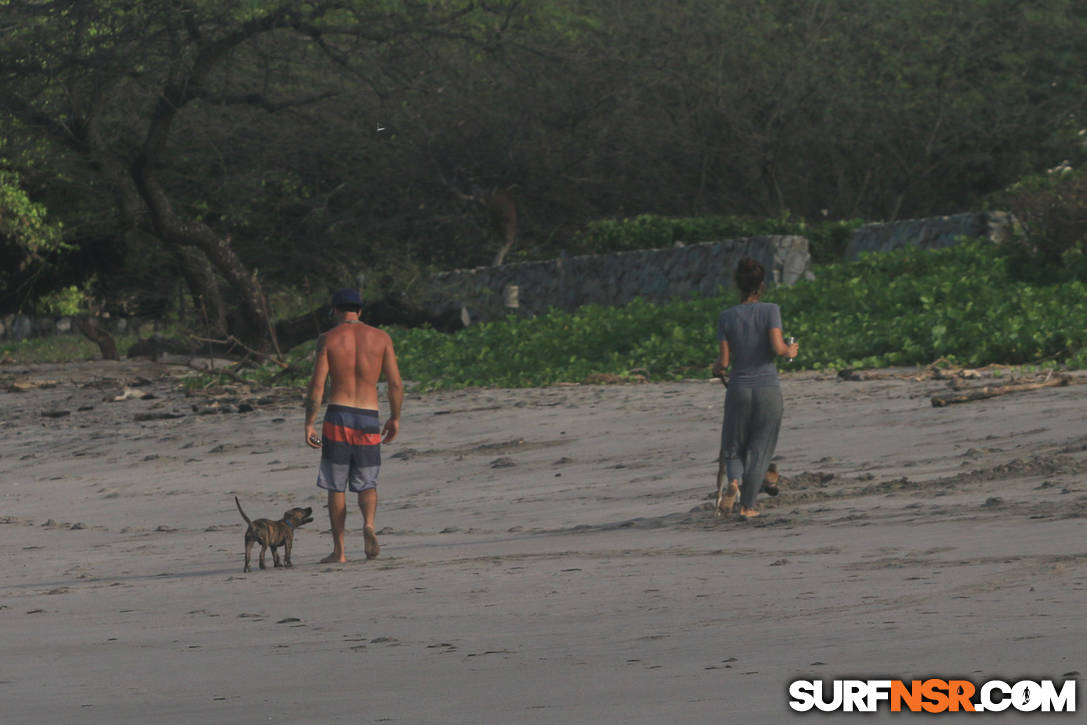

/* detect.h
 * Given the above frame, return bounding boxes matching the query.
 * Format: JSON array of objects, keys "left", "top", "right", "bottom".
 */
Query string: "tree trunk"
[
  {"left": 86, "top": 132, "right": 236, "bottom": 340},
  {"left": 131, "top": 161, "right": 274, "bottom": 351},
  {"left": 75, "top": 316, "right": 119, "bottom": 361},
  {"left": 487, "top": 188, "right": 518, "bottom": 266},
  {"left": 172, "top": 247, "right": 229, "bottom": 338}
]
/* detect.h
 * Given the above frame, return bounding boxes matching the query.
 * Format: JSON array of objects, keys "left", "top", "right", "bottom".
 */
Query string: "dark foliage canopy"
[{"left": 1, "top": 0, "right": 1084, "bottom": 347}]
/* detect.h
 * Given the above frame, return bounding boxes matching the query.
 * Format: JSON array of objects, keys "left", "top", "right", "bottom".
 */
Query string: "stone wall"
[
  {"left": 425, "top": 210, "right": 1012, "bottom": 325},
  {"left": 845, "top": 211, "right": 1012, "bottom": 259},
  {"left": 425, "top": 235, "right": 812, "bottom": 324}
]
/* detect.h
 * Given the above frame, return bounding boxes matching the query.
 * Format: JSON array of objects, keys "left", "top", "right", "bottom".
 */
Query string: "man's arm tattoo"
[{"left": 304, "top": 395, "right": 319, "bottom": 423}]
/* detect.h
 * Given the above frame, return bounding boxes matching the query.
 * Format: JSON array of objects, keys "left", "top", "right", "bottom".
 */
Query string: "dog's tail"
[{"left": 235, "top": 496, "right": 252, "bottom": 526}]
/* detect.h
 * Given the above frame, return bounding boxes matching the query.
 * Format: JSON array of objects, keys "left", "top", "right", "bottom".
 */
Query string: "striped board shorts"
[{"left": 317, "top": 405, "right": 382, "bottom": 493}]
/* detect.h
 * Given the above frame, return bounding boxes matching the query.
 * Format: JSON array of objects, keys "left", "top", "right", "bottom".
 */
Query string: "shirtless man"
[{"left": 305, "top": 288, "right": 403, "bottom": 563}]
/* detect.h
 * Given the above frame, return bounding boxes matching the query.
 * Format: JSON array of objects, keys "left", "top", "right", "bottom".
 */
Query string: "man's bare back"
[
  {"left": 305, "top": 316, "right": 403, "bottom": 447},
  {"left": 304, "top": 296, "right": 403, "bottom": 564},
  {"left": 322, "top": 322, "right": 393, "bottom": 410}
]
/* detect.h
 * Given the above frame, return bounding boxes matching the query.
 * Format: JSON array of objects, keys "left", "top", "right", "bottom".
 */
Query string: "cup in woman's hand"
[{"left": 785, "top": 336, "right": 797, "bottom": 362}]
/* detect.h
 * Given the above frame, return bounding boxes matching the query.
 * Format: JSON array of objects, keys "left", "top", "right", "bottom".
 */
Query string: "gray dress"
[{"left": 716, "top": 302, "right": 785, "bottom": 510}]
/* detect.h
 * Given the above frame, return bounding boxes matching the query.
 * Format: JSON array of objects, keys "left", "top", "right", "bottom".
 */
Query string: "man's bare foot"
[
  {"left": 719, "top": 480, "right": 740, "bottom": 515},
  {"left": 320, "top": 552, "right": 346, "bottom": 564},
  {"left": 739, "top": 507, "right": 760, "bottom": 518},
  {"left": 363, "top": 526, "right": 380, "bottom": 560}
]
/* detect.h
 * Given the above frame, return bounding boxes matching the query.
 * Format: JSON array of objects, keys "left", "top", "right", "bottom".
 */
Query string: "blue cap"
[{"left": 331, "top": 288, "right": 363, "bottom": 308}]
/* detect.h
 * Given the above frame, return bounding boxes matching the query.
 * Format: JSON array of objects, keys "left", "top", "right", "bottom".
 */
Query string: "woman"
[{"left": 712, "top": 257, "right": 798, "bottom": 517}]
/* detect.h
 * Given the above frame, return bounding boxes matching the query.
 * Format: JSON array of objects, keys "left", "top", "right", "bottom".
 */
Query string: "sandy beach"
[{"left": 1, "top": 359, "right": 1084, "bottom": 723}]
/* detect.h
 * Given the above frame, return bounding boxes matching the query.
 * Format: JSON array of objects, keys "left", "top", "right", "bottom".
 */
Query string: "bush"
[
  {"left": 388, "top": 239, "right": 1087, "bottom": 389},
  {"left": 769, "top": 240, "right": 1086, "bottom": 369},
  {"left": 991, "top": 165, "right": 1087, "bottom": 264},
  {"left": 35, "top": 283, "right": 88, "bottom": 317}
]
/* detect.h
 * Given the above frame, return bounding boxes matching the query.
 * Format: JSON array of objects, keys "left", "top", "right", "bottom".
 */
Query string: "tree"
[
  {"left": 3, "top": 0, "right": 1085, "bottom": 333},
  {"left": 0, "top": 0, "right": 520, "bottom": 349}
]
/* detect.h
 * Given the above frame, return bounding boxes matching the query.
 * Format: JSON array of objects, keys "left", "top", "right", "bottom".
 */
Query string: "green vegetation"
[
  {"left": 775, "top": 240, "right": 1087, "bottom": 371},
  {"left": 385, "top": 240, "right": 1085, "bottom": 390},
  {"left": 991, "top": 166, "right": 1087, "bottom": 267},
  {"left": 35, "top": 283, "right": 89, "bottom": 317},
  {"left": 0, "top": 169, "right": 69, "bottom": 306}
]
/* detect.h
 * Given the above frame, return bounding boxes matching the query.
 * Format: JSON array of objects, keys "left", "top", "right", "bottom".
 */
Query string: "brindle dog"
[{"left": 235, "top": 496, "right": 314, "bottom": 572}]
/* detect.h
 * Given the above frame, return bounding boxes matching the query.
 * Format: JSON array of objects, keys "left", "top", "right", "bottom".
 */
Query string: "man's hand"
[
  {"left": 382, "top": 417, "right": 399, "bottom": 444},
  {"left": 305, "top": 425, "right": 322, "bottom": 449}
]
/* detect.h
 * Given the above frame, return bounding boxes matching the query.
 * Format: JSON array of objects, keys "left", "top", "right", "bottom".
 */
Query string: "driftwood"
[
  {"left": 931, "top": 374, "right": 1070, "bottom": 407},
  {"left": 188, "top": 334, "right": 290, "bottom": 367},
  {"left": 838, "top": 368, "right": 893, "bottom": 381},
  {"left": 186, "top": 361, "right": 252, "bottom": 386},
  {"left": 838, "top": 358, "right": 992, "bottom": 383},
  {"left": 126, "top": 334, "right": 196, "bottom": 360}
]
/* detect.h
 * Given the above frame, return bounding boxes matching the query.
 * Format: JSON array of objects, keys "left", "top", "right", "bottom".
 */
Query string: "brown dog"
[{"left": 235, "top": 496, "right": 313, "bottom": 572}]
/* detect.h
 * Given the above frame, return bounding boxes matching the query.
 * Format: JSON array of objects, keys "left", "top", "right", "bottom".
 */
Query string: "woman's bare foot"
[
  {"left": 363, "top": 526, "right": 380, "bottom": 560},
  {"left": 320, "top": 552, "right": 346, "bottom": 564},
  {"left": 739, "top": 507, "right": 760, "bottom": 518},
  {"left": 762, "top": 463, "right": 780, "bottom": 496},
  {"left": 719, "top": 480, "right": 740, "bottom": 515}
]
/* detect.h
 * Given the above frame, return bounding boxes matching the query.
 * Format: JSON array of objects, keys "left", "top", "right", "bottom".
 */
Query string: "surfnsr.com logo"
[{"left": 788, "top": 679, "right": 1077, "bottom": 713}]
